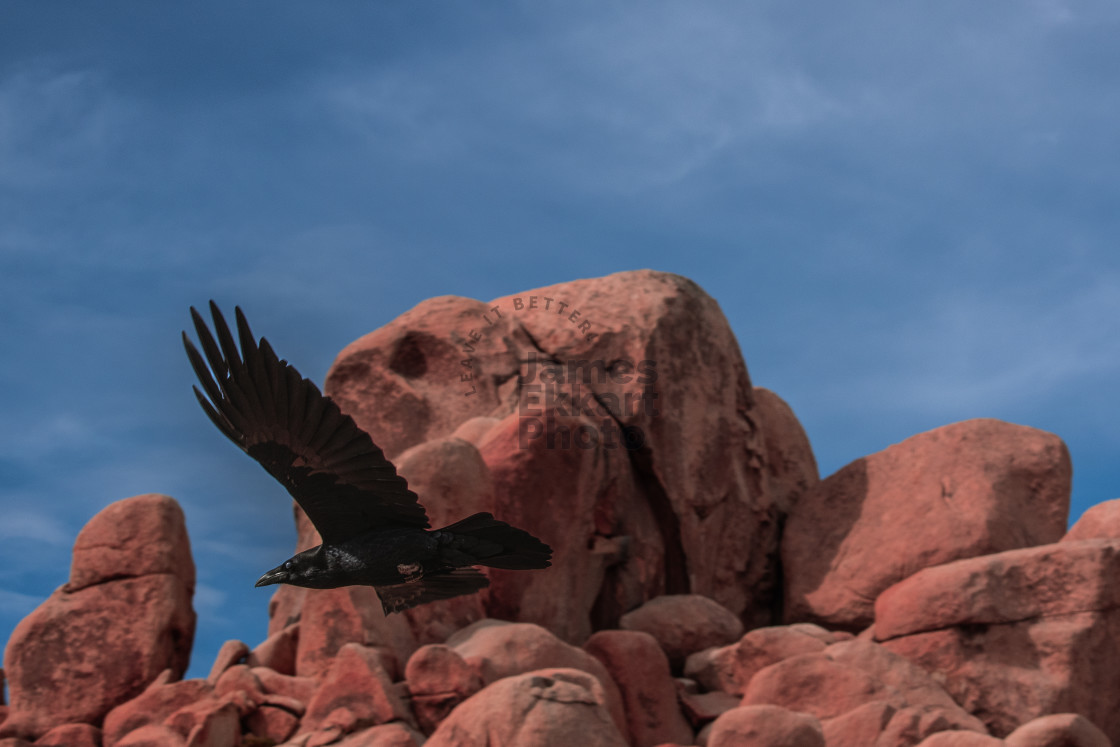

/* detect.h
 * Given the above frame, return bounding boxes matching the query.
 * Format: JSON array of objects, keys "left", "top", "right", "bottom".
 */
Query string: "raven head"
[{"left": 255, "top": 546, "right": 331, "bottom": 589}]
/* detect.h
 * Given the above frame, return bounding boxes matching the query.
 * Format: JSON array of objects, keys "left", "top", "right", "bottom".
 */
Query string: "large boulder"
[
  {"left": 706, "top": 705, "right": 825, "bottom": 747},
  {"left": 751, "top": 387, "right": 819, "bottom": 515},
  {"left": 683, "top": 623, "right": 830, "bottom": 696},
  {"left": 1063, "top": 498, "right": 1120, "bottom": 542},
  {"left": 1004, "top": 713, "right": 1111, "bottom": 747},
  {"left": 293, "top": 585, "right": 416, "bottom": 678},
  {"left": 404, "top": 644, "right": 484, "bottom": 734},
  {"left": 298, "top": 643, "right": 413, "bottom": 744},
  {"left": 617, "top": 594, "right": 743, "bottom": 671},
  {"left": 396, "top": 437, "right": 492, "bottom": 643},
  {"left": 583, "top": 630, "right": 693, "bottom": 747},
  {"left": 445, "top": 619, "right": 627, "bottom": 735},
  {"left": 424, "top": 668, "right": 628, "bottom": 747},
  {"left": 875, "top": 539, "right": 1120, "bottom": 740},
  {"left": 783, "top": 418, "right": 1071, "bottom": 630},
  {"left": 0, "top": 495, "right": 196, "bottom": 740},
  {"left": 310, "top": 270, "right": 814, "bottom": 636}
]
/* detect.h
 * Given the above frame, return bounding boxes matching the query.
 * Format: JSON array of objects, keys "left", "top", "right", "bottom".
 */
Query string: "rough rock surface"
[
  {"left": 0, "top": 495, "right": 196, "bottom": 740},
  {"left": 618, "top": 594, "right": 743, "bottom": 671},
  {"left": 446, "top": 620, "right": 627, "bottom": 735},
  {"left": 33, "top": 723, "right": 101, "bottom": 747},
  {"left": 1063, "top": 498, "right": 1120, "bottom": 542},
  {"left": 1004, "top": 713, "right": 1111, "bottom": 747},
  {"left": 424, "top": 668, "right": 628, "bottom": 747},
  {"left": 751, "top": 386, "right": 819, "bottom": 515},
  {"left": 583, "top": 630, "right": 694, "bottom": 746},
  {"left": 299, "top": 642, "right": 413, "bottom": 740},
  {"left": 876, "top": 539, "right": 1120, "bottom": 740},
  {"left": 705, "top": 705, "right": 825, "bottom": 747},
  {"left": 783, "top": 418, "right": 1071, "bottom": 630},
  {"left": 314, "top": 270, "right": 812, "bottom": 636},
  {"left": 6, "top": 272, "right": 1120, "bottom": 747},
  {"left": 404, "top": 644, "right": 483, "bottom": 734},
  {"left": 684, "top": 623, "right": 830, "bottom": 696}
]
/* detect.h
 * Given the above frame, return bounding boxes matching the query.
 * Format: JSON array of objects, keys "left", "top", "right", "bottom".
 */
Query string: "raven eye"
[{"left": 284, "top": 560, "right": 293, "bottom": 570}]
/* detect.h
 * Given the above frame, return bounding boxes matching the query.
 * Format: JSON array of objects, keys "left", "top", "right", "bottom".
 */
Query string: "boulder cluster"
[{"left": 2, "top": 271, "right": 1118, "bottom": 747}]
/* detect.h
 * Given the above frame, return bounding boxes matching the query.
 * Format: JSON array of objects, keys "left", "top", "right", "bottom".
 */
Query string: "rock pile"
[{"left": 2, "top": 271, "right": 1116, "bottom": 746}]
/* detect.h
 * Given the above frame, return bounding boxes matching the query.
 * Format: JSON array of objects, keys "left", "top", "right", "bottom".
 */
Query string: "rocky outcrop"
[
  {"left": 706, "top": 705, "right": 825, "bottom": 747},
  {"left": 874, "top": 539, "right": 1120, "bottom": 740},
  {"left": 782, "top": 418, "right": 1071, "bottom": 631},
  {"left": 5, "top": 272, "right": 1120, "bottom": 746},
  {"left": 0, "top": 495, "right": 196, "bottom": 740},
  {"left": 1063, "top": 497, "right": 1120, "bottom": 542},
  {"left": 617, "top": 594, "right": 743, "bottom": 671},
  {"left": 425, "top": 668, "right": 628, "bottom": 747},
  {"left": 312, "top": 270, "right": 818, "bottom": 638},
  {"left": 583, "top": 630, "right": 693, "bottom": 746}
]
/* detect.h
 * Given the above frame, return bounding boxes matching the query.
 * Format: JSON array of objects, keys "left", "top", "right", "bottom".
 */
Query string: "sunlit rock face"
[{"left": 6, "top": 271, "right": 1115, "bottom": 745}]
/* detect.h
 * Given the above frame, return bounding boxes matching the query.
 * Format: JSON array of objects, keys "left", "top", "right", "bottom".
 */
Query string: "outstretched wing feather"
[{"left": 184, "top": 302, "right": 429, "bottom": 543}]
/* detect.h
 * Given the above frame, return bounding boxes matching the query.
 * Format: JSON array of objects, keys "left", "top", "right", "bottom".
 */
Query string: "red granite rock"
[
  {"left": 248, "top": 624, "right": 299, "bottom": 675},
  {"left": 618, "top": 595, "right": 743, "bottom": 671},
  {"left": 250, "top": 667, "right": 317, "bottom": 708},
  {"left": 477, "top": 409, "right": 653, "bottom": 643},
  {"left": 678, "top": 690, "right": 739, "bottom": 728},
  {"left": 824, "top": 639, "right": 983, "bottom": 729},
  {"left": 820, "top": 700, "right": 898, "bottom": 747},
  {"left": 741, "top": 652, "right": 902, "bottom": 720},
  {"left": 212, "top": 665, "right": 265, "bottom": 715},
  {"left": 704, "top": 624, "right": 828, "bottom": 695},
  {"left": 112, "top": 724, "right": 186, "bottom": 747},
  {"left": 334, "top": 722, "right": 426, "bottom": 746},
  {"left": 206, "top": 639, "right": 249, "bottom": 684},
  {"left": 876, "top": 539, "right": 1120, "bottom": 740},
  {"left": 752, "top": 387, "right": 819, "bottom": 514},
  {"left": 1, "top": 573, "right": 196, "bottom": 739},
  {"left": 706, "top": 705, "right": 825, "bottom": 747},
  {"left": 294, "top": 585, "right": 415, "bottom": 678},
  {"left": 450, "top": 416, "right": 502, "bottom": 447},
  {"left": 404, "top": 644, "right": 484, "bottom": 734},
  {"left": 584, "top": 630, "right": 694, "bottom": 746},
  {"left": 683, "top": 623, "right": 840, "bottom": 697},
  {"left": 424, "top": 668, "right": 628, "bottom": 747},
  {"left": 67, "top": 494, "right": 195, "bottom": 594},
  {"left": 299, "top": 643, "right": 413, "bottom": 738},
  {"left": 914, "top": 732, "right": 1006, "bottom": 746},
  {"left": 1, "top": 495, "right": 196, "bottom": 741},
  {"left": 446, "top": 619, "right": 626, "bottom": 734},
  {"left": 321, "top": 271, "right": 800, "bottom": 634},
  {"left": 1063, "top": 498, "right": 1120, "bottom": 542},
  {"left": 783, "top": 418, "right": 1071, "bottom": 630},
  {"left": 395, "top": 437, "right": 491, "bottom": 644},
  {"left": 1004, "top": 713, "right": 1111, "bottom": 747},
  {"left": 101, "top": 672, "right": 212, "bottom": 746},
  {"left": 244, "top": 704, "right": 299, "bottom": 744},
  {"left": 163, "top": 699, "right": 239, "bottom": 747},
  {"left": 32, "top": 723, "right": 101, "bottom": 747},
  {"left": 683, "top": 645, "right": 740, "bottom": 696}
]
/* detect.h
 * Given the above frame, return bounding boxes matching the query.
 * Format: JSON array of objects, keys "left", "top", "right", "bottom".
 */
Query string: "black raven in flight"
[{"left": 183, "top": 302, "right": 551, "bottom": 614}]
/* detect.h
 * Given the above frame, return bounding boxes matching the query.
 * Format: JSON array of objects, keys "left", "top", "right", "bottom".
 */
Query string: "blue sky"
[{"left": 2, "top": 2, "right": 1118, "bottom": 681}]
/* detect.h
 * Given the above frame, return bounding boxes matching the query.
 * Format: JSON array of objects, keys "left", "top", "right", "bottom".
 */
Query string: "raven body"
[{"left": 183, "top": 302, "right": 551, "bottom": 614}]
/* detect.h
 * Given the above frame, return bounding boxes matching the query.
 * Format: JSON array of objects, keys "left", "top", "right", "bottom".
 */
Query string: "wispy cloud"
[
  {"left": 0, "top": 65, "right": 131, "bottom": 189},
  {"left": 0, "top": 510, "right": 72, "bottom": 546}
]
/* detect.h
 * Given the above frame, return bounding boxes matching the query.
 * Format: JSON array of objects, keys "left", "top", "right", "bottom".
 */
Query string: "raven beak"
[{"left": 255, "top": 567, "right": 287, "bottom": 588}]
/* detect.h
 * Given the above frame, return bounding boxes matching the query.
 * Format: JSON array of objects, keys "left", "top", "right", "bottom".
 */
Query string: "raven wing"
[
  {"left": 375, "top": 568, "right": 490, "bottom": 614},
  {"left": 183, "top": 301, "right": 429, "bottom": 544}
]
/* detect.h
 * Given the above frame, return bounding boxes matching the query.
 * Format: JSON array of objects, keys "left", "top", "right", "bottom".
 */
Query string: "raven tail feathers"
[{"left": 438, "top": 512, "right": 552, "bottom": 570}]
